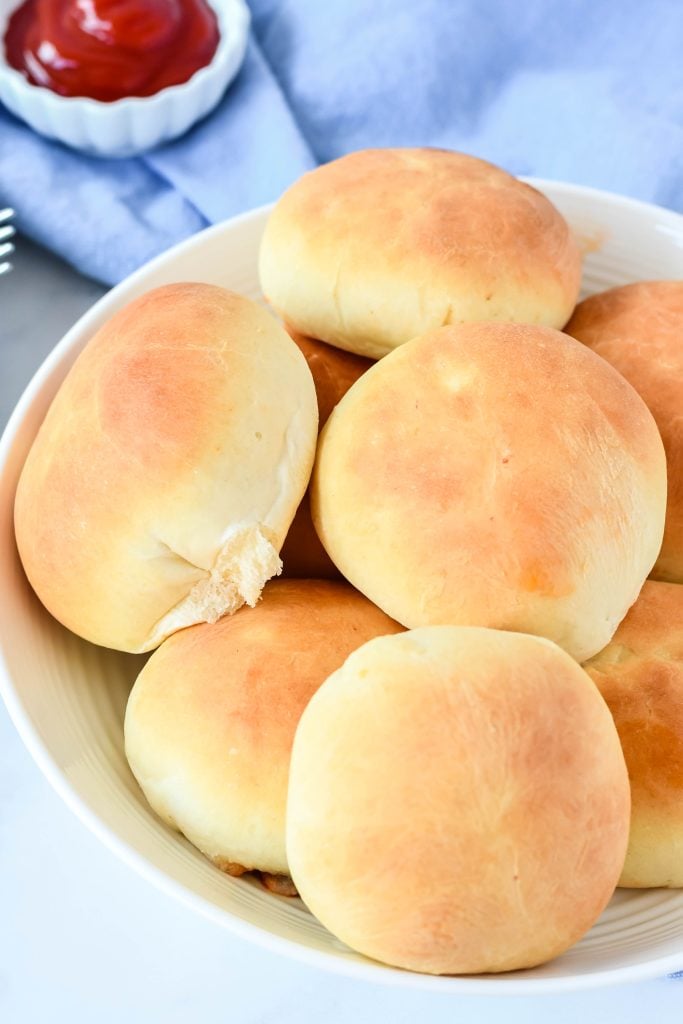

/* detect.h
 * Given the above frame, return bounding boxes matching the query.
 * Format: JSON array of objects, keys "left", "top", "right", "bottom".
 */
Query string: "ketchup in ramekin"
[{"left": 4, "top": 0, "right": 220, "bottom": 101}]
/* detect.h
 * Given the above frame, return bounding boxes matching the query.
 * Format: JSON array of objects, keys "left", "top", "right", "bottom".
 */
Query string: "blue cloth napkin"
[{"left": 1, "top": 0, "right": 682, "bottom": 285}]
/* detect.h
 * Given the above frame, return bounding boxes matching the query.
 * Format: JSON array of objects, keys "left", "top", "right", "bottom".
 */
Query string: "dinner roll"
[
  {"left": 311, "top": 322, "right": 667, "bottom": 661},
  {"left": 287, "top": 328, "right": 374, "bottom": 426},
  {"left": 287, "top": 626, "right": 630, "bottom": 974},
  {"left": 125, "top": 580, "right": 402, "bottom": 883},
  {"left": 281, "top": 329, "right": 372, "bottom": 578},
  {"left": 14, "top": 284, "right": 318, "bottom": 653},
  {"left": 566, "top": 282, "right": 683, "bottom": 582},
  {"left": 584, "top": 581, "right": 683, "bottom": 887},
  {"left": 259, "top": 148, "right": 581, "bottom": 359}
]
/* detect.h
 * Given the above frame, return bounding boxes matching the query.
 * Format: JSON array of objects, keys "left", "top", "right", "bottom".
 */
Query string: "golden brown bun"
[
  {"left": 584, "top": 580, "right": 683, "bottom": 887},
  {"left": 14, "top": 284, "right": 318, "bottom": 653},
  {"left": 279, "top": 498, "right": 338, "bottom": 581},
  {"left": 124, "top": 580, "right": 403, "bottom": 877},
  {"left": 281, "top": 329, "right": 372, "bottom": 579},
  {"left": 566, "top": 282, "right": 683, "bottom": 582},
  {"left": 311, "top": 322, "right": 667, "bottom": 661},
  {"left": 287, "top": 328, "right": 374, "bottom": 426},
  {"left": 259, "top": 148, "right": 581, "bottom": 359},
  {"left": 287, "top": 626, "right": 630, "bottom": 975}
]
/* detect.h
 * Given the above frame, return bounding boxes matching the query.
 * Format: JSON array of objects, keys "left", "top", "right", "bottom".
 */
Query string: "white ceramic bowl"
[
  {"left": 0, "top": 0, "right": 249, "bottom": 156},
  {"left": 2, "top": 181, "right": 683, "bottom": 994}
]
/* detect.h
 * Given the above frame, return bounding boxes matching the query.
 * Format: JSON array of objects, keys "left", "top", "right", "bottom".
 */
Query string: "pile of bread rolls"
[{"left": 14, "top": 148, "right": 683, "bottom": 976}]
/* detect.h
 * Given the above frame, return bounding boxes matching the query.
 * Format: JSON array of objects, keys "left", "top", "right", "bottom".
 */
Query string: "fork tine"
[{"left": 0, "top": 210, "right": 14, "bottom": 276}]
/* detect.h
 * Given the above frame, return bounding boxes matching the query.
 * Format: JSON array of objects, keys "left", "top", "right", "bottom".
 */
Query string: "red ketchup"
[{"left": 4, "top": 0, "right": 220, "bottom": 101}]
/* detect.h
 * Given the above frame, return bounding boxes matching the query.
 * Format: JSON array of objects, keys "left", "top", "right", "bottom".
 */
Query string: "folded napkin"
[{"left": 1, "top": 0, "right": 682, "bottom": 286}]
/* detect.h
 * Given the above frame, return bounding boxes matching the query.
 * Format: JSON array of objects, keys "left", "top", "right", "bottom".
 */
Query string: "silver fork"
[{"left": 0, "top": 208, "right": 15, "bottom": 276}]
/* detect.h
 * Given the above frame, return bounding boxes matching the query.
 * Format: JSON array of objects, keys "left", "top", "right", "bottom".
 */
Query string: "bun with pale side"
[
  {"left": 14, "top": 284, "right": 318, "bottom": 653},
  {"left": 584, "top": 580, "right": 683, "bottom": 888},
  {"left": 259, "top": 148, "right": 581, "bottom": 359},
  {"left": 311, "top": 321, "right": 667, "bottom": 661},
  {"left": 281, "top": 328, "right": 372, "bottom": 579},
  {"left": 286, "top": 328, "right": 374, "bottom": 426},
  {"left": 124, "top": 579, "right": 403, "bottom": 886},
  {"left": 287, "top": 626, "right": 630, "bottom": 974},
  {"left": 566, "top": 281, "right": 683, "bottom": 582}
]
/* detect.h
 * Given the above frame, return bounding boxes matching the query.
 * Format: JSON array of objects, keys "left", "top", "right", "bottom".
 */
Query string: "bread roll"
[
  {"left": 566, "top": 282, "right": 683, "bottom": 581},
  {"left": 14, "top": 284, "right": 318, "bottom": 653},
  {"left": 259, "top": 148, "right": 581, "bottom": 359},
  {"left": 584, "top": 581, "right": 683, "bottom": 887},
  {"left": 287, "top": 328, "right": 373, "bottom": 426},
  {"left": 125, "top": 580, "right": 402, "bottom": 881},
  {"left": 281, "top": 329, "right": 372, "bottom": 578},
  {"left": 311, "top": 322, "right": 667, "bottom": 661},
  {"left": 287, "top": 626, "right": 630, "bottom": 974}
]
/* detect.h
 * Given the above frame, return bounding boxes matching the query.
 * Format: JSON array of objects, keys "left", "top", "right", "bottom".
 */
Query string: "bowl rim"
[
  {"left": 0, "top": 0, "right": 250, "bottom": 109},
  {"left": 3, "top": 179, "right": 683, "bottom": 994}
]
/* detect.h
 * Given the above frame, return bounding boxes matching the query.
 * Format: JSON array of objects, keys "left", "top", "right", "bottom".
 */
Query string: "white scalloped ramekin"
[{"left": 0, "top": 0, "right": 249, "bottom": 157}]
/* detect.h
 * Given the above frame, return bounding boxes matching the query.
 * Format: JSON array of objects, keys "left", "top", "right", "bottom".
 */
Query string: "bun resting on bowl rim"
[
  {"left": 259, "top": 147, "right": 582, "bottom": 359},
  {"left": 566, "top": 281, "right": 683, "bottom": 583},
  {"left": 311, "top": 321, "right": 667, "bottom": 661},
  {"left": 584, "top": 580, "right": 683, "bottom": 888},
  {"left": 124, "top": 579, "right": 403, "bottom": 888},
  {"left": 14, "top": 283, "right": 318, "bottom": 653},
  {"left": 287, "top": 626, "right": 630, "bottom": 974}
]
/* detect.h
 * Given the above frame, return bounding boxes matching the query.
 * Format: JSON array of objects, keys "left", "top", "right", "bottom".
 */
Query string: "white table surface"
[{"left": 2, "top": 237, "right": 683, "bottom": 1023}]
